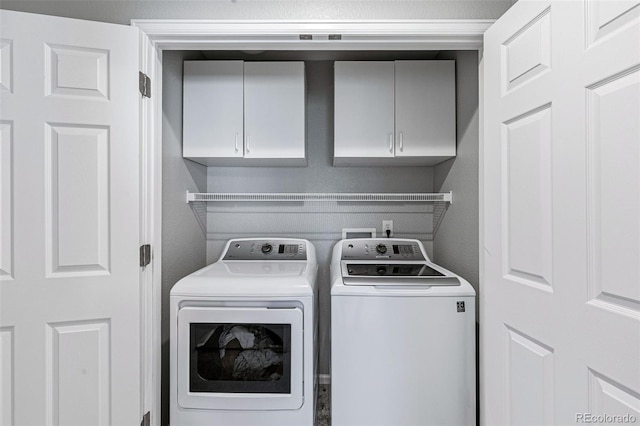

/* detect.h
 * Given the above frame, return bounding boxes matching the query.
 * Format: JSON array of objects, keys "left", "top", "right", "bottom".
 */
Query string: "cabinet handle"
[
  {"left": 245, "top": 135, "right": 250, "bottom": 155},
  {"left": 234, "top": 133, "right": 239, "bottom": 154},
  {"left": 399, "top": 131, "right": 404, "bottom": 152},
  {"left": 389, "top": 133, "right": 394, "bottom": 154}
]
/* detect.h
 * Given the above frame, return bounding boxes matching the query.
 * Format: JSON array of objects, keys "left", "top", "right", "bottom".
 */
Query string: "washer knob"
[
  {"left": 376, "top": 266, "right": 387, "bottom": 275},
  {"left": 376, "top": 244, "right": 387, "bottom": 254},
  {"left": 261, "top": 243, "right": 273, "bottom": 254}
]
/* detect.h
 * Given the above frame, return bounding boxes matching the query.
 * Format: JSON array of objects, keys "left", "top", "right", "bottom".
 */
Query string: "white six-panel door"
[
  {"left": 0, "top": 10, "right": 141, "bottom": 425},
  {"left": 483, "top": 0, "right": 640, "bottom": 424}
]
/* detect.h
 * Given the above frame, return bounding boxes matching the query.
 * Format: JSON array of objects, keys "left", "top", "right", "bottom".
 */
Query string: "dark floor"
[{"left": 316, "top": 384, "right": 330, "bottom": 426}]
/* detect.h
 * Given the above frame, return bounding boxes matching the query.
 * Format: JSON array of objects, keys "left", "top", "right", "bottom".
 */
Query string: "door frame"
[{"left": 132, "top": 19, "right": 493, "bottom": 424}]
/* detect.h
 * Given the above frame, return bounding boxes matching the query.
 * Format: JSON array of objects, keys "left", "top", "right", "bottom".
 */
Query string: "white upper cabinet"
[
  {"left": 183, "top": 61, "right": 306, "bottom": 166},
  {"left": 334, "top": 61, "right": 395, "bottom": 160},
  {"left": 244, "top": 62, "right": 306, "bottom": 163},
  {"left": 334, "top": 60, "right": 456, "bottom": 166},
  {"left": 395, "top": 61, "right": 456, "bottom": 161},
  {"left": 183, "top": 61, "right": 244, "bottom": 161}
]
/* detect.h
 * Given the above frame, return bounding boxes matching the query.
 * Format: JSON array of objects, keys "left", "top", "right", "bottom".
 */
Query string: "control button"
[
  {"left": 376, "top": 266, "right": 387, "bottom": 275},
  {"left": 261, "top": 244, "right": 273, "bottom": 254},
  {"left": 376, "top": 244, "right": 387, "bottom": 254}
]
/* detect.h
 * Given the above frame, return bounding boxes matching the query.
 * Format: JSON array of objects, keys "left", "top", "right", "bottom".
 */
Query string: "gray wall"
[
  {"left": 161, "top": 50, "right": 208, "bottom": 425},
  {"left": 204, "top": 60, "right": 438, "bottom": 377},
  {"left": 163, "top": 47, "right": 479, "bottom": 426},
  {"left": 1, "top": 1, "right": 512, "bottom": 24},
  {"left": 433, "top": 50, "right": 480, "bottom": 317},
  {"left": 200, "top": 53, "right": 481, "bottom": 377},
  {"left": 432, "top": 52, "right": 480, "bottom": 413}
]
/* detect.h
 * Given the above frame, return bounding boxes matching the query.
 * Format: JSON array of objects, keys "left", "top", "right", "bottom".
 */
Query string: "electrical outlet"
[{"left": 382, "top": 220, "right": 393, "bottom": 237}]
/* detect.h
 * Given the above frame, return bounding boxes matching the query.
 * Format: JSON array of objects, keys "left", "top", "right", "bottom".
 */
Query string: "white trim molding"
[
  {"left": 137, "top": 28, "right": 163, "bottom": 426},
  {"left": 131, "top": 19, "right": 494, "bottom": 50},
  {"left": 130, "top": 18, "right": 492, "bottom": 426}
]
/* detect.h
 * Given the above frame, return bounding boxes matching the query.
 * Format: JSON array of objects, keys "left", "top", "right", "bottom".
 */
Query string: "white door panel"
[
  {"left": 483, "top": 1, "right": 640, "bottom": 425},
  {"left": 0, "top": 10, "right": 141, "bottom": 426},
  {"left": 0, "top": 121, "right": 12, "bottom": 281}
]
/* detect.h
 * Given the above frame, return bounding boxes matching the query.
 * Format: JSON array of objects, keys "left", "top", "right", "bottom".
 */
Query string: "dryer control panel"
[
  {"left": 340, "top": 239, "right": 425, "bottom": 261},
  {"left": 223, "top": 239, "right": 307, "bottom": 260}
]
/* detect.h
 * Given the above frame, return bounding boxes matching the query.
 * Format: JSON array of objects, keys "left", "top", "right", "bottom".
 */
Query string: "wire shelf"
[{"left": 186, "top": 191, "right": 453, "bottom": 203}]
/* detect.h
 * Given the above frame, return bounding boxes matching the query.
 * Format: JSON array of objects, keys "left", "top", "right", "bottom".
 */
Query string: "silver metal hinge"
[
  {"left": 140, "top": 244, "right": 151, "bottom": 267},
  {"left": 139, "top": 71, "right": 151, "bottom": 98},
  {"left": 140, "top": 411, "right": 150, "bottom": 426}
]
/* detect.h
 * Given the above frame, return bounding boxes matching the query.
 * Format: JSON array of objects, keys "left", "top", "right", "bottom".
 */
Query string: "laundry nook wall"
[{"left": 203, "top": 60, "right": 439, "bottom": 377}]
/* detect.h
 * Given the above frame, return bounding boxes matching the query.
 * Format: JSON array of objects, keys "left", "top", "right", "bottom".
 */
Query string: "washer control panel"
[
  {"left": 340, "top": 239, "right": 425, "bottom": 261},
  {"left": 223, "top": 239, "right": 307, "bottom": 260}
]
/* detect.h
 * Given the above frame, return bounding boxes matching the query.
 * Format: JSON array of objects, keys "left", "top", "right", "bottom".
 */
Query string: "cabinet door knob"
[
  {"left": 246, "top": 135, "right": 250, "bottom": 155},
  {"left": 389, "top": 133, "right": 394, "bottom": 154},
  {"left": 399, "top": 131, "right": 404, "bottom": 152},
  {"left": 234, "top": 133, "right": 239, "bottom": 154}
]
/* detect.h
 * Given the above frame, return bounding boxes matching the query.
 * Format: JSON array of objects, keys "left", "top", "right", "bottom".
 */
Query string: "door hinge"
[
  {"left": 140, "top": 411, "right": 151, "bottom": 426},
  {"left": 139, "top": 71, "right": 151, "bottom": 98},
  {"left": 140, "top": 244, "right": 151, "bottom": 267}
]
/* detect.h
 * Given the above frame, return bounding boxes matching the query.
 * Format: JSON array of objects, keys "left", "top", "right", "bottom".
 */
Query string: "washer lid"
[{"left": 340, "top": 261, "right": 460, "bottom": 286}]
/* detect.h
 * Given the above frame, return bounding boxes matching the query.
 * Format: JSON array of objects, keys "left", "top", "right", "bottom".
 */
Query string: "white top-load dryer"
[
  {"left": 170, "top": 238, "right": 317, "bottom": 426},
  {"left": 330, "top": 238, "right": 476, "bottom": 426}
]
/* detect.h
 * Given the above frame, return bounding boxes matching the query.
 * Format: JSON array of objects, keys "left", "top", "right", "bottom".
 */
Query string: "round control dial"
[
  {"left": 261, "top": 243, "right": 273, "bottom": 254},
  {"left": 376, "top": 244, "right": 387, "bottom": 254}
]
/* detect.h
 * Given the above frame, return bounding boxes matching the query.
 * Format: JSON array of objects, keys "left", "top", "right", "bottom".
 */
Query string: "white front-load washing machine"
[
  {"left": 330, "top": 238, "right": 476, "bottom": 426},
  {"left": 170, "top": 238, "right": 317, "bottom": 426}
]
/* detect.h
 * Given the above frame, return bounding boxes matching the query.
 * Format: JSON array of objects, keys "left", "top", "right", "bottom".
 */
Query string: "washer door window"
[{"left": 177, "top": 306, "right": 303, "bottom": 410}]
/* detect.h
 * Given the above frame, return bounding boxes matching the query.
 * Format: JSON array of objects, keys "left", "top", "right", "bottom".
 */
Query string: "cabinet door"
[
  {"left": 183, "top": 61, "right": 244, "bottom": 161},
  {"left": 395, "top": 61, "right": 456, "bottom": 162},
  {"left": 334, "top": 61, "right": 395, "bottom": 165},
  {"left": 244, "top": 62, "right": 306, "bottom": 164}
]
